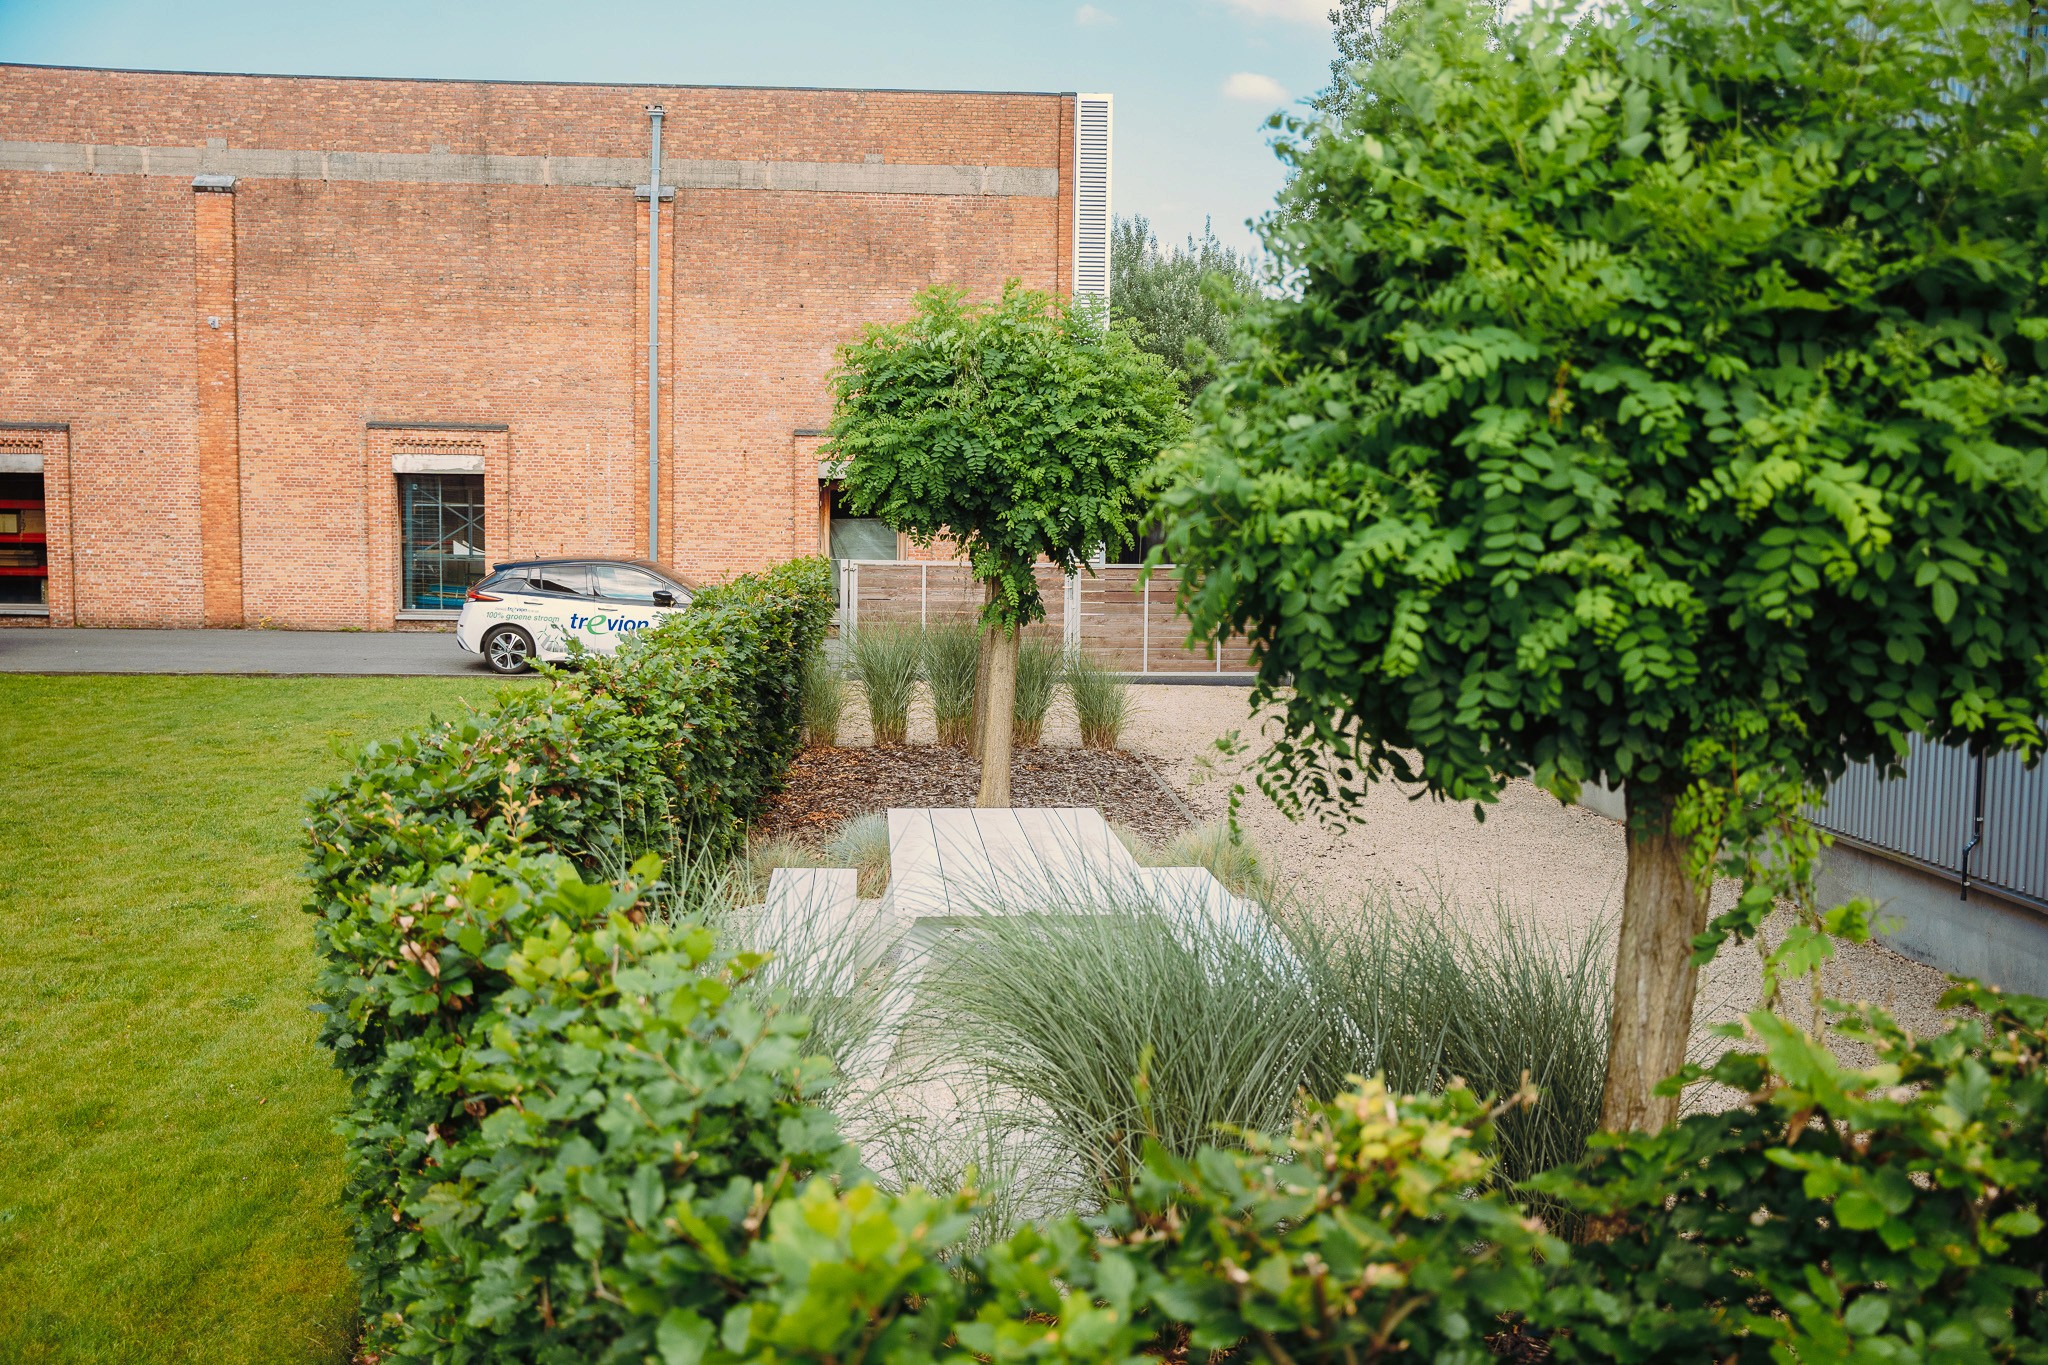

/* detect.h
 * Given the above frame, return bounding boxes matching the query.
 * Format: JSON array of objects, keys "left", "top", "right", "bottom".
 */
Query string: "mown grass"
[{"left": 0, "top": 673, "right": 528, "bottom": 1364}]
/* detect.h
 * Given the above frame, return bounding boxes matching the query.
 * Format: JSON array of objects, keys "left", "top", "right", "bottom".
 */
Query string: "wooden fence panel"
[{"left": 840, "top": 560, "right": 1253, "bottom": 676}]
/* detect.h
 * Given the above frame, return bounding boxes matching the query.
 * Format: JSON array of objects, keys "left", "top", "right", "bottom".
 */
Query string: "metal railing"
[
  {"left": 835, "top": 559, "right": 1255, "bottom": 677},
  {"left": 1806, "top": 734, "right": 2047, "bottom": 912}
]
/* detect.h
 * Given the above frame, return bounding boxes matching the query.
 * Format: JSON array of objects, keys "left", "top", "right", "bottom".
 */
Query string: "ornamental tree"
[
  {"left": 826, "top": 283, "right": 1187, "bottom": 805},
  {"left": 1157, "top": 0, "right": 2048, "bottom": 1132}
]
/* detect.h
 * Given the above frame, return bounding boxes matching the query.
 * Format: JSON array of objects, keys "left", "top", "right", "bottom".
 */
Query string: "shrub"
[
  {"left": 1533, "top": 986, "right": 2048, "bottom": 1363},
  {"left": 799, "top": 646, "right": 845, "bottom": 747},
  {"left": 919, "top": 618, "right": 980, "bottom": 747},
  {"left": 1082, "top": 1078, "right": 1563, "bottom": 1364},
  {"left": 323, "top": 855, "right": 857, "bottom": 1360},
  {"left": 845, "top": 622, "right": 920, "bottom": 745},
  {"left": 1011, "top": 635, "right": 1062, "bottom": 747},
  {"left": 1066, "top": 649, "right": 1132, "bottom": 750},
  {"left": 321, "top": 842, "right": 2048, "bottom": 1363}
]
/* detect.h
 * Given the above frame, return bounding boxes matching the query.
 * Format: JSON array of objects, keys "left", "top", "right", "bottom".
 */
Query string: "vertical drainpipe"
[{"left": 646, "top": 105, "right": 666, "bottom": 561}]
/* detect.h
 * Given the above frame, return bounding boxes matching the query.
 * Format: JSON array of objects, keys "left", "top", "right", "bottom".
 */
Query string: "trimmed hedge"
[{"left": 303, "top": 558, "right": 835, "bottom": 1334}]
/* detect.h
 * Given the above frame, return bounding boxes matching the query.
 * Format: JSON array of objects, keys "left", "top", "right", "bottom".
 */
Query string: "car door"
[
  {"left": 585, "top": 564, "right": 676, "bottom": 651},
  {"left": 514, "top": 564, "right": 593, "bottom": 656}
]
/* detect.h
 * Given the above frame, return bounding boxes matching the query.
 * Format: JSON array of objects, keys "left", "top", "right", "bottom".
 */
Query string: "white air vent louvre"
[{"left": 1072, "top": 93, "right": 1113, "bottom": 306}]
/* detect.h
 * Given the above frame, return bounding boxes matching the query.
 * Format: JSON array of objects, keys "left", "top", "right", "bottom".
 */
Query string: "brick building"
[{"left": 0, "top": 64, "right": 1112, "bottom": 628}]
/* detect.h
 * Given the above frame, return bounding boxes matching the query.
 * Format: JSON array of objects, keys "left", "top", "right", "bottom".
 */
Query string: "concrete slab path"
[{"left": 0, "top": 626, "right": 488, "bottom": 676}]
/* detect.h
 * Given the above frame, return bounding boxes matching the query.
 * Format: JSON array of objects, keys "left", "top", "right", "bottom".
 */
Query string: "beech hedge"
[{"left": 303, "top": 558, "right": 835, "bottom": 1325}]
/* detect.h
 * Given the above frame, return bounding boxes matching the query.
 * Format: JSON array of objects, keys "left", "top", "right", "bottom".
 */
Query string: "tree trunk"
[
  {"left": 968, "top": 578, "right": 997, "bottom": 756},
  {"left": 1599, "top": 784, "right": 1712, "bottom": 1135},
  {"left": 976, "top": 622, "right": 1018, "bottom": 808}
]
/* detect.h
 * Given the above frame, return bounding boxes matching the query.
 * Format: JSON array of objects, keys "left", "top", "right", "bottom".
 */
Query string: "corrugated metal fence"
[
  {"left": 1806, "top": 734, "right": 2047, "bottom": 911},
  {"left": 836, "top": 559, "right": 1255, "bottom": 677}
]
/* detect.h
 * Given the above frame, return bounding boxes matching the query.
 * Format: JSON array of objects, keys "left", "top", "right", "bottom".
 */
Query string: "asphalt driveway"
[{"left": 0, "top": 626, "right": 491, "bottom": 676}]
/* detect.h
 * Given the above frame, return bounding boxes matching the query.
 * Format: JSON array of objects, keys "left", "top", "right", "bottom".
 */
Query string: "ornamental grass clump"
[
  {"left": 1122, "top": 820, "right": 1273, "bottom": 903},
  {"left": 1289, "top": 892, "right": 1611, "bottom": 1186},
  {"left": 799, "top": 646, "right": 845, "bottom": 747},
  {"left": 920, "top": 617, "right": 981, "bottom": 747},
  {"left": 918, "top": 891, "right": 1332, "bottom": 1193},
  {"left": 1011, "top": 635, "right": 1062, "bottom": 747},
  {"left": 846, "top": 621, "right": 920, "bottom": 745},
  {"left": 822, "top": 812, "right": 891, "bottom": 898},
  {"left": 917, "top": 878, "right": 1610, "bottom": 1200},
  {"left": 1066, "top": 649, "right": 1131, "bottom": 750}
]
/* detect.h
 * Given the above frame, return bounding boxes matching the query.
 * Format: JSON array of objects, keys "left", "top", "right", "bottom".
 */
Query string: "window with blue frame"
[{"left": 399, "top": 474, "right": 486, "bottom": 611}]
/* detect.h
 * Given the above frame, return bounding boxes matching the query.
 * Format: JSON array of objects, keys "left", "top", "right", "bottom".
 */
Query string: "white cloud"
[
  {"left": 1074, "top": 3, "right": 1117, "bottom": 24},
  {"left": 1216, "top": 0, "right": 1329, "bottom": 24},
  {"left": 1222, "top": 71, "right": 1290, "bottom": 103}
]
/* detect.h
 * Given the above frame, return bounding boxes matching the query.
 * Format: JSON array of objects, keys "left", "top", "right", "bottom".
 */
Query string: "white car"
[{"left": 456, "top": 558, "right": 696, "bottom": 674}]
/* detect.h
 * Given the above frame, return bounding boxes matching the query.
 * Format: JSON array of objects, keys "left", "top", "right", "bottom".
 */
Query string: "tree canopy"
[
  {"left": 1156, "top": 0, "right": 2048, "bottom": 1128},
  {"left": 1110, "top": 215, "right": 1260, "bottom": 397},
  {"left": 827, "top": 282, "right": 1186, "bottom": 628}
]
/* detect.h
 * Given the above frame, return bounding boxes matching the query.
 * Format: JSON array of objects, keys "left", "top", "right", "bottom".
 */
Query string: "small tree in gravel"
[
  {"left": 827, "top": 283, "right": 1187, "bottom": 805},
  {"left": 1157, "top": 0, "right": 2048, "bottom": 1133}
]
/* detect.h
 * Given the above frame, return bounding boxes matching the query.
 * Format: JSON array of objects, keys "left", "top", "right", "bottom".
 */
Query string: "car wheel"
[{"left": 483, "top": 625, "right": 536, "bottom": 675}]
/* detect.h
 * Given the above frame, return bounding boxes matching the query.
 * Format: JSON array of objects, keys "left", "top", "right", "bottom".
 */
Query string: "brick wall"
[{"left": 0, "top": 64, "right": 1077, "bottom": 628}]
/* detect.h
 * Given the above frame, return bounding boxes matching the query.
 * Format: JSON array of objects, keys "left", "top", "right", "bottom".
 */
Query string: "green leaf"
[
  {"left": 1834, "top": 1189, "right": 1888, "bottom": 1231},
  {"left": 657, "top": 1310, "right": 714, "bottom": 1365},
  {"left": 1931, "top": 578, "right": 1958, "bottom": 624},
  {"left": 1843, "top": 1294, "right": 1890, "bottom": 1335}
]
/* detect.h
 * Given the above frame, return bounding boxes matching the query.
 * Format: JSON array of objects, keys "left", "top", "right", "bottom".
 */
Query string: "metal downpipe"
[{"left": 646, "top": 104, "right": 665, "bottom": 561}]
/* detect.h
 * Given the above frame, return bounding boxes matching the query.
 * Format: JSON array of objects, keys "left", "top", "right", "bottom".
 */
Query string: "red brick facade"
[{"left": 0, "top": 64, "right": 1085, "bottom": 628}]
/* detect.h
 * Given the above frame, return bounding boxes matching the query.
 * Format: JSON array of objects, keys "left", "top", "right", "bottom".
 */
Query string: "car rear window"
[{"left": 510, "top": 566, "right": 590, "bottom": 597}]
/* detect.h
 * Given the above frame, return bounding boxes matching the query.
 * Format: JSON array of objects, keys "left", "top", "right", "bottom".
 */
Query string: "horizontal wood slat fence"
[{"left": 835, "top": 559, "right": 1254, "bottom": 677}]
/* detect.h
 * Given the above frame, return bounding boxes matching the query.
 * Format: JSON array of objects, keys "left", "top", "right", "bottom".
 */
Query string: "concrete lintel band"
[
  {"left": 1, "top": 139, "right": 1060, "bottom": 198},
  {"left": 0, "top": 450, "right": 45, "bottom": 474}
]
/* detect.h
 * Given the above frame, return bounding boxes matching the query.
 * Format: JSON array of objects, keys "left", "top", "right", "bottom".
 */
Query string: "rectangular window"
[
  {"left": 0, "top": 471, "right": 48, "bottom": 610},
  {"left": 399, "top": 474, "right": 485, "bottom": 611}
]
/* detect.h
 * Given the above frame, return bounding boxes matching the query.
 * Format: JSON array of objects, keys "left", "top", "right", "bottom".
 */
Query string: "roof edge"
[{"left": 0, "top": 60, "right": 1074, "bottom": 100}]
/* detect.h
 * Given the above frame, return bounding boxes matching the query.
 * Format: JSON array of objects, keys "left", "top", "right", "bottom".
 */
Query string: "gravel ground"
[{"left": 1119, "top": 684, "right": 1957, "bottom": 1053}]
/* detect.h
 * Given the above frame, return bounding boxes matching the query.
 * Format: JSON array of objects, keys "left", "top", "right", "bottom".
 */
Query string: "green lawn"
[{"left": 0, "top": 674, "right": 528, "bottom": 1364}]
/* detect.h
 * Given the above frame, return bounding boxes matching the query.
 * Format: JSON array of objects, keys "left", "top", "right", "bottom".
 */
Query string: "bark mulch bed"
[{"left": 757, "top": 743, "right": 1195, "bottom": 847}]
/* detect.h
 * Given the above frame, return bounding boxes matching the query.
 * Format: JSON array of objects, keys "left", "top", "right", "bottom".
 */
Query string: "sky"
[{"left": 0, "top": 0, "right": 1342, "bottom": 259}]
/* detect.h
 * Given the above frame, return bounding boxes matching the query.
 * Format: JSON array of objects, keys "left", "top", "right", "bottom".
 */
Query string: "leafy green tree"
[
  {"left": 1157, "top": 0, "right": 2048, "bottom": 1132},
  {"left": 826, "top": 283, "right": 1187, "bottom": 805},
  {"left": 1110, "top": 215, "right": 1259, "bottom": 397}
]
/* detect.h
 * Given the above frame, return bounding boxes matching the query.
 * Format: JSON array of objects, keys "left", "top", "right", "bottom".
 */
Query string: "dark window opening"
[
  {"left": 826, "top": 484, "right": 896, "bottom": 564},
  {"left": 0, "top": 471, "right": 48, "bottom": 608},
  {"left": 400, "top": 474, "right": 485, "bottom": 611}
]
